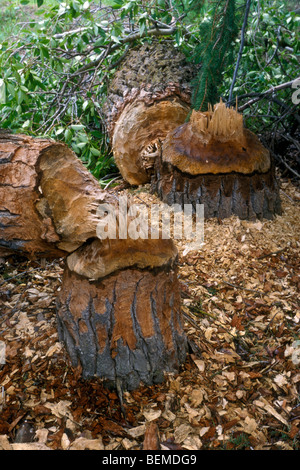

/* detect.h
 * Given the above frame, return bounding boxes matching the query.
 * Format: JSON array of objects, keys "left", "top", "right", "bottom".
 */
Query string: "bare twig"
[
  {"left": 228, "top": 0, "right": 252, "bottom": 104},
  {"left": 238, "top": 77, "right": 300, "bottom": 111}
]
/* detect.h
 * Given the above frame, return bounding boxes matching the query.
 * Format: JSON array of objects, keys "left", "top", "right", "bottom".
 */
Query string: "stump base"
[{"left": 56, "top": 265, "right": 187, "bottom": 390}]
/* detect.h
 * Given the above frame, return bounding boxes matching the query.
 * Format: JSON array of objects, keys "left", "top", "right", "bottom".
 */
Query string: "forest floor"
[{"left": 0, "top": 176, "right": 299, "bottom": 451}]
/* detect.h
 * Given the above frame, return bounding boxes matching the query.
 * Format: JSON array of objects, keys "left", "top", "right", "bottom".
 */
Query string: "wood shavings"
[{"left": 0, "top": 178, "right": 299, "bottom": 450}]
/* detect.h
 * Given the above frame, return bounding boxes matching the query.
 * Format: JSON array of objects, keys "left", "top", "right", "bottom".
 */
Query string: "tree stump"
[
  {"left": 0, "top": 132, "right": 65, "bottom": 258},
  {"left": 104, "top": 39, "right": 197, "bottom": 185},
  {"left": 0, "top": 132, "right": 188, "bottom": 390},
  {"left": 56, "top": 239, "right": 186, "bottom": 391},
  {"left": 151, "top": 102, "right": 282, "bottom": 220}
]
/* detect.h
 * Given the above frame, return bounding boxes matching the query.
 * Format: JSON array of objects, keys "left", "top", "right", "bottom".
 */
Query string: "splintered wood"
[{"left": 190, "top": 101, "right": 244, "bottom": 143}]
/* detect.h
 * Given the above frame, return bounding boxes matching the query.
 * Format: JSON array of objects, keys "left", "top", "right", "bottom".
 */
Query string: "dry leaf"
[
  {"left": 174, "top": 424, "right": 192, "bottom": 443},
  {"left": 44, "top": 400, "right": 72, "bottom": 419}
]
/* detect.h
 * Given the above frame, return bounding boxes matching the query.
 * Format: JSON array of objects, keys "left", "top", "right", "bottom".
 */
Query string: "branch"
[
  {"left": 237, "top": 77, "right": 300, "bottom": 111},
  {"left": 228, "top": 0, "right": 251, "bottom": 104},
  {"left": 72, "top": 25, "right": 177, "bottom": 76}
]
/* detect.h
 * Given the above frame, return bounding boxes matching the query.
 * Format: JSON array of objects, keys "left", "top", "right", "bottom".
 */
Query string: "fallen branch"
[
  {"left": 72, "top": 25, "right": 177, "bottom": 76},
  {"left": 238, "top": 77, "right": 300, "bottom": 111}
]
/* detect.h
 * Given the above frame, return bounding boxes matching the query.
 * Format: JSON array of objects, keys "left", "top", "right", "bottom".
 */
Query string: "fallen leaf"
[{"left": 143, "top": 409, "right": 161, "bottom": 422}]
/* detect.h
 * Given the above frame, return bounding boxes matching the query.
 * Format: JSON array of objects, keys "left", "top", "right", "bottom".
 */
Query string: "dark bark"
[
  {"left": 56, "top": 263, "right": 187, "bottom": 391},
  {"left": 151, "top": 157, "right": 282, "bottom": 220}
]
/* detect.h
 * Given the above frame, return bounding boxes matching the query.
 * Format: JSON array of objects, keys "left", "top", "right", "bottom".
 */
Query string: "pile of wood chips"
[{"left": 0, "top": 177, "right": 299, "bottom": 450}]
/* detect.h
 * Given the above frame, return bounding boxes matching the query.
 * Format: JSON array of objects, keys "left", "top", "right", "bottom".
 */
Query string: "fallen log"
[
  {"left": 0, "top": 132, "right": 188, "bottom": 390},
  {"left": 0, "top": 132, "right": 65, "bottom": 258},
  {"left": 104, "top": 39, "right": 197, "bottom": 185},
  {"left": 151, "top": 101, "right": 282, "bottom": 220}
]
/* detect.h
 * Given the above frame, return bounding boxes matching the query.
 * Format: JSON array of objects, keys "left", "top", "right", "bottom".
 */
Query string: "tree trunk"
[
  {"left": 56, "top": 257, "right": 187, "bottom": 391},
  {"left": 104, "top": 39, "right": 197, "bottom": 185},
  {"left": 0, "top": 132, "right": 187, "bottom": 389},
  {"left": 151, "top": 103, "right": 282, "bottom": 220},
  {"left": 151, "top": 160, "right": 281, "bottom": 220}
]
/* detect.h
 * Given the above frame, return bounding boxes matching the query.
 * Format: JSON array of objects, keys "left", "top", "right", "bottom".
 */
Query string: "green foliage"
[
  {"left": 221, "top": 0, "right": 300, "bottom": 133},
  {"left": 0, "top": 0, "right": 180, "bottom": 179},
  {"left": 189, "top": 0, "right": 239, "bottom": 111},
  {"left": 0, "top": 0, "right": 298, "bottom": 179}
]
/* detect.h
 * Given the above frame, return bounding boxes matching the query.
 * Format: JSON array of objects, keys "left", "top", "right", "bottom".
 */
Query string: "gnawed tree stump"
[
  {"left": 0, "top": 132, "right": 187, "bottom": 390},
  {"left": 104, "top": 40, "right": 197, "bottom": 185},
  {"left": 151, "top": 101, "right": 281, "bottom": 220},
  {"left": 56, "top": 239, "right": 186, "bottom": 391}
]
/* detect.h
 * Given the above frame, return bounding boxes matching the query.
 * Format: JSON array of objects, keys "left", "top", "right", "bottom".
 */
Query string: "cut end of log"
[
  {"left": 112, "top": 98, "right": 190, "bottom": 185},
  {"left": 162, "top": 100, "right": 271, "bottom": 175}
]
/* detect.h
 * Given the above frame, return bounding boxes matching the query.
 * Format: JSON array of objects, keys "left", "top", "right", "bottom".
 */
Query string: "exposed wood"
[
  {"left": 37, "top": 142, "right": 119, "bottom": 253},
  {"left": 151, "top": 102, "right": 281, "bottom": 220},
  {"left": 104, "top": 40, "right": 197, "bottom": 185},
  {"left": 161, "top": 102, "right": 271, "bottom": 175},
  {"left": 66, "top": 238, "right": 178, "bottom": 280},
  {"left": 0, "top": 133, "right": 65, "bottom": 259}
]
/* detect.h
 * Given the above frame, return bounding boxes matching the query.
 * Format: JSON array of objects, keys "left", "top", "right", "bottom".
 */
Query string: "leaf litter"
[{"left": 0, "top": 177, "right": 299, "bottom": 450}]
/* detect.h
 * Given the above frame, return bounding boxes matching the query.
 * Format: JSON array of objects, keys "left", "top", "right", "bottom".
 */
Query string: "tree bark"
[
  {"left": 104, "top": 39, "right": 197, "bottom": 185},
  {"left": 0, "top": 132, "right": 187, "bottom": 389},
  {"left": 151, "top": 159, "right": 282, "bottom": 220}
]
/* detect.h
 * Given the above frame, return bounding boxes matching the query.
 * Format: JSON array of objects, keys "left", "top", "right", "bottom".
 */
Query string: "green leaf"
[
  {"left": 90, "top": 147, "right": 101, "bottom": 156},
  {"left": 0, "top": 79, "right": 6, "bottom": 104},
  {"left": 70, "top": 124, "right": 85, "bottom": 130},
  {"left": 64, "top": 128, "right": 73, "bottom": 141},
  {"left": 76, "top": 142, "right": 87, "bottom": 149},
  {"left": 111, "top": 35, "right": 121, "bottom": 44},
  {"left": 37, "top": 0, "right": 44, "bottom": 7}
]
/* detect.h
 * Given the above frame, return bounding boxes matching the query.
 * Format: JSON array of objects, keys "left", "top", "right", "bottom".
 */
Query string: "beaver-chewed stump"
[
  {"left": 151, "top": 101, "right": 282, "bottom": 220},
  {"left": 0, "top": 131, "right": 188, "bottom": 390},
  {"left": 56, "top": 238, "right": 187, "bottom": 391},
  {"left": 104, "top": 39, "right": 197, "bottom": 186}
]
